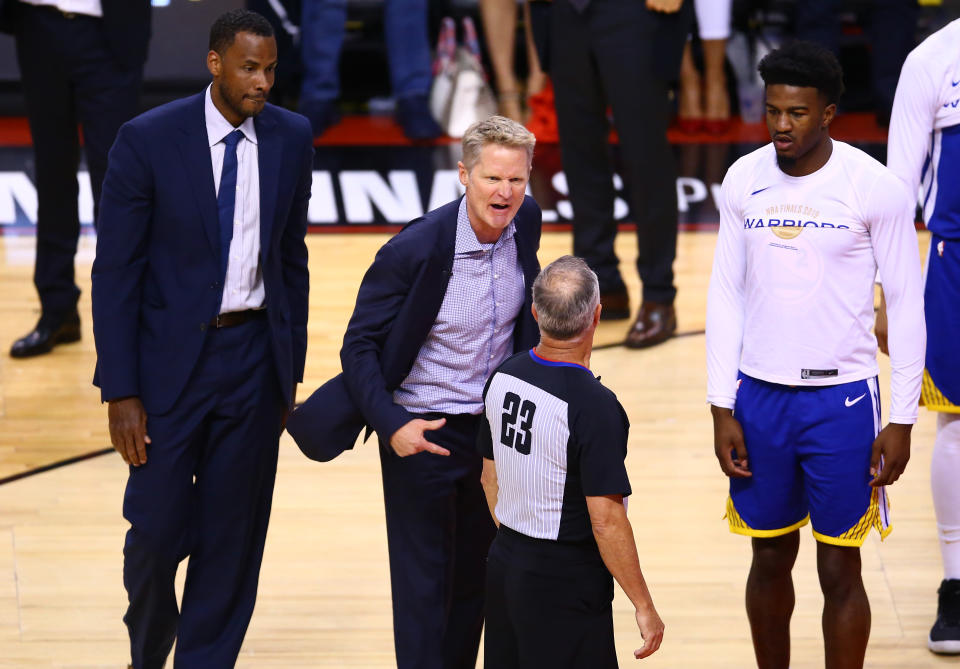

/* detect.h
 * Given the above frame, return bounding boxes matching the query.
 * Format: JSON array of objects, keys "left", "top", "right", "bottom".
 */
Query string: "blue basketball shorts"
[
  {"left": 725, "top": 373, "right": 891, "bottom": 547},
  {"left": 924, "top": 235, "right": 960, "bottom": 410}
]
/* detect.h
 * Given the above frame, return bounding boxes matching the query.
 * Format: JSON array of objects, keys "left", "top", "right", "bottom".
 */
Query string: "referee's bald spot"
[{"left": 539, "top": 271, "right": 579, "bottom": 298}]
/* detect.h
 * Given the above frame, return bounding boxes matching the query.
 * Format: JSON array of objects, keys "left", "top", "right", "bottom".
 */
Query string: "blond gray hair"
[
  {"left": 461, "top": 115, "right": 536, "bottom": 170},
  {"left": 532, "top": 256, "right": 600, "bottom": 340}
]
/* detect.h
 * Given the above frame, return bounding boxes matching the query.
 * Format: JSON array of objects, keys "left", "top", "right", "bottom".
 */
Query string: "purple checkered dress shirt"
[{"left": 394, "top": 198, "right": 525, "bottom": 415}]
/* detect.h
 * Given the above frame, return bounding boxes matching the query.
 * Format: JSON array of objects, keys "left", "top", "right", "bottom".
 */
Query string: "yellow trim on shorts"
[
  {"left": 811, "top": 487, "right": 891, "bottom": 547},
  {"left": 921, "top": 369, "right": 960, "bottom": 414},
  {"left": 725, "top": 496, "right": 809, "bottom": 538}
]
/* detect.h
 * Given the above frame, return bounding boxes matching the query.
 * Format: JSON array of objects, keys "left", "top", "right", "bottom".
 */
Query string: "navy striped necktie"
[{"left": 217, "top": 129, "right": 244, "bottom": 282}]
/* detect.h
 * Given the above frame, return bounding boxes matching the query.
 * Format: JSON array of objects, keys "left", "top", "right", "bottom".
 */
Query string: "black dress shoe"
[
  {"left": 625, "top": 301, "right": 676, "bottom": 349},
  {"left": 599, "top": 289, "right": 630, "bottom": 320},
  {"left": 10, "top": 313, "right": 81, "bottom": 358}
]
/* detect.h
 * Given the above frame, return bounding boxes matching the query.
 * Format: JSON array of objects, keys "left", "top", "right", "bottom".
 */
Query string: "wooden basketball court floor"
[{"left": 0, "top": 229, "right": 952, "bottom": 668}]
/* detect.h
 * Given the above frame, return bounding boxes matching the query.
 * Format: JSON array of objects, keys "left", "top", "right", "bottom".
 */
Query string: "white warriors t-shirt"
[{"left": 706, "top": 140, "right": 925, "bottom": 424}]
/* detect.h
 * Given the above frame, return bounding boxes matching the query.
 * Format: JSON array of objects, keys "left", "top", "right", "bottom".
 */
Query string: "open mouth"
[{"left": 491, "top": 204, "right": 509, "bottom": 210}]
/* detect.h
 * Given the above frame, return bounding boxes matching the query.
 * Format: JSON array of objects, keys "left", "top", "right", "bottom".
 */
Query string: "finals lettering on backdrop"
[{"left": 0, "top": 143, "right": 889, "bottom": 231}]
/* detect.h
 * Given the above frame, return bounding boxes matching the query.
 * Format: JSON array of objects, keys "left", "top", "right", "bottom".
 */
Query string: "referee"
[{"left": 478, "top": 255, "right": 664, "bottom": 667}]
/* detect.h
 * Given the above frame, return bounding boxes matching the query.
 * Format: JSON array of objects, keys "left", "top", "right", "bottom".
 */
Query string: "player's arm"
[
  {"left": 868, "top": 173, "right": 926, "bottom": 486},
  {"left": 886, "top": 48, "right": 939, "bottom": 197},
  {"left": 480, "top": 458, "right": 499, "bottom": 526},
  {"left": 587, "top": 495, "right": 663, "bottom": 660},
  {"left": 706, "top": 169, "right": 750, "bottom": 477},
  {"left": 877, "top": 48, "right": 937, "bottom": 357}
]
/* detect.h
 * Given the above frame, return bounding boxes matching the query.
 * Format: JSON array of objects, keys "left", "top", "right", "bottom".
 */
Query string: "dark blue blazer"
[
  {"left": 92, "top": 92, "right": 313, "bottom": 415},
  {"left": 288, "top": 196, "right": 542, "bottom": 461}
]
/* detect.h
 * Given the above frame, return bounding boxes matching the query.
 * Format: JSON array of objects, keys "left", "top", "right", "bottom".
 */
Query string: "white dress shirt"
[
  {"left": 205, "top": 85, "right": 265, "bottom": 314},
  {"left": 19, "top": 0, "right": 102, "bottom": 17}
]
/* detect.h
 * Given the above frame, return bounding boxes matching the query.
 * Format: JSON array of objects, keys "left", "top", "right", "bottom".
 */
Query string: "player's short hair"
[
  {"left": 758, "top": 40, "right": 845, "bottom": 105},
  {"left": 209, "top": 9, "right": 274, "bottom": 55},
  {"left": 461, "top": 116, "right": 536, "bottom": 171},
  {"left": 533, "top": 256, "right": 600, "bottom": 341}
]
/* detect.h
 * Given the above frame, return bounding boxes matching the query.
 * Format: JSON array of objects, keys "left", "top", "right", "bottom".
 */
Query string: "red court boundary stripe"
[{"left": 0, "top": 113, "right": 890, "bottom": 148}]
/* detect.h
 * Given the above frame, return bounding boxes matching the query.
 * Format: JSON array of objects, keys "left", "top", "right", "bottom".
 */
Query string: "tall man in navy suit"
[
  {"left": 290, "top": 116, "right": 540, "bottom": 668},
  {"left": 91, "top": 10, "right": 312, "bottom": 668}
]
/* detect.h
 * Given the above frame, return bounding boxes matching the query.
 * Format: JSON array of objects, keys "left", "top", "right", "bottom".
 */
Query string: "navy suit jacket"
[
  {"left": 92, "top": 92, "right": 313, "bottom": 415},
  {"left": 288, "top": 196, "right": 542, "bottom": 461},
  {"left": 0, "top": 0, "right": 152, "bottom": 69}
]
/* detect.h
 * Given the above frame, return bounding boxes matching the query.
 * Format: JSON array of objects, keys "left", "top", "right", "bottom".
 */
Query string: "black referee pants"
[{"left": 484, "top": 525, "right": 618, "bottom": 669}]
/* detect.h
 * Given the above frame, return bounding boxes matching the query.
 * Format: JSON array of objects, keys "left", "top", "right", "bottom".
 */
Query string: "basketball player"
[
  {"left": 479, "top": 255, "right": 663, "bottom": 667},
  {"left": 706, "top": 41, "right": 925, "bottom": 668},
  {"left": 879, "top": 18, "right": 960, "bottom": 654}
]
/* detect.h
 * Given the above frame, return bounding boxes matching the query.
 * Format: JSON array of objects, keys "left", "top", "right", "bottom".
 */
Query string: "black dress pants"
[
  {"left": 379, "top": 413, "right": 497, "bottom": 669},
  {"left": 122, "top": 318, "right": 285, "bottom": 669},
  {"left": 14, "top": 5, "right": 141, "bottom": 322},
  {"left": 550, "top": 0, "right": 690, "bottom": 304}
]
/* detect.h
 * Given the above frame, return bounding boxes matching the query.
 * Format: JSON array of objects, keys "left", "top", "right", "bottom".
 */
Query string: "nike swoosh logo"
[
  {"left": 845, "top": 393, "right": 867, "bottom": 407},
  {"left": 750, "top": 186, "right": 771, "bottom": 195},
  {"left": 953, "top": 79, "right": 960, "bottom": 87}
]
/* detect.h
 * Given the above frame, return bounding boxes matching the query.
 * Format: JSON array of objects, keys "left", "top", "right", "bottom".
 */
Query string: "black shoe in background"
[
  {"left": 10, "top": 310, "right": 81, "bottom": 358},
  {"left": 929, "top": 578, "right": 960, "bottom": 654}
]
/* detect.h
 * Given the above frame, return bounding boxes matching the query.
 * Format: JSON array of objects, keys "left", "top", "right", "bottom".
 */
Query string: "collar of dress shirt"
[
  {"left": 204, "top": 84, "right": 258, "bottom": 148},
  {"left": 454, "top": 196, "right": 517, "bottom": 255}
]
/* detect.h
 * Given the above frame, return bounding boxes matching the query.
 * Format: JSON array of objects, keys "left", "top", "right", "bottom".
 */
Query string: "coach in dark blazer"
[
  {"left": 289, "top": 193, "right": 541, "bottom": 460},
  {"left": 2, "top": 0, "right": 151, "bottom": 358},
  {"left": 289, "top": 117, "right": 540, "bottom": 669},
  {"left": 91, "top": 11, "right": 311, "bottom": 668}
]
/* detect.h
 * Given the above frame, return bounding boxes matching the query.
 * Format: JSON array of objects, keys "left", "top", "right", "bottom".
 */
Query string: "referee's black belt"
[{"left": 209, "top": 309, "right": 267, "bottom": 329}]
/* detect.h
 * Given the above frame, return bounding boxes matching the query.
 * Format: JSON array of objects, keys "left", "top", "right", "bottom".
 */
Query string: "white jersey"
[
  {"left": 887, "top": 18, "right": 960, "bottom": 239},
  {"left": 707, "top": 141, "right": 925, "bottom": 424}
]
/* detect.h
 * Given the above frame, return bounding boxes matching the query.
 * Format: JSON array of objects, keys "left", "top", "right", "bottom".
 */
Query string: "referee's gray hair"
[
  {"left": 461, "top": 116, "right": 536, "bottom": 171},
  {"left": 532, "top": 256, "right": 600, "bottom": 340}
]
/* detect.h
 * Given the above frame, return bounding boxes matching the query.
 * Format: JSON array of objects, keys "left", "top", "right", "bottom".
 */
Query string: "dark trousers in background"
[
  {"left": 379, "top": 413, "right": 497, "bottom": 669},
  {"left": 13, "top": 5, "right": 141, "bottom": 322},
  {"left": 121, "top": 318, "right": 285, "bottom": 669},
  {"left": 550, "top": 0, "right": 688, "bottom": 304},
  {"left": 794, "top": 0, "right": 919, "bottom": 123}
]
